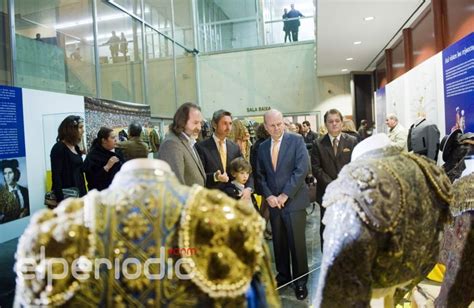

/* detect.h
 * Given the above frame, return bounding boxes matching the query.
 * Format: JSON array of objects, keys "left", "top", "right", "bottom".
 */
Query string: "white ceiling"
[{"left": 316, "top": 0, "right": 431, "bottom": 76}]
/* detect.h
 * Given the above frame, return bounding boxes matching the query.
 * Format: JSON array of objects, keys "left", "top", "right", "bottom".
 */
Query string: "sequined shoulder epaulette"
[
  {"left": 451, "top": 172, "right": 474, "bottom": 216},
  {"left": 179, "top": 187, "right": 266, "bottom": 298},
  {"left": 323, "top": 152, "right": 452, "bottom": 233},
  {"left": 14, "top": 198, "right": 100, "bottom": 306}
]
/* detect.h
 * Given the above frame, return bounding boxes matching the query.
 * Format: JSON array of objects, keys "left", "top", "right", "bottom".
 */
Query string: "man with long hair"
[{"left": 157, "top": 102, "right": 206, "bottom": 187}]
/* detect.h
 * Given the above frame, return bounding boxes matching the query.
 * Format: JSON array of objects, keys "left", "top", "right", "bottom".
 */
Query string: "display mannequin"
[
  {"left": 407, "top": 115, "right": 440, "bottom": 161},
  {"left": 14, "top": 159, "right": 280, "bottom": 307},
  {"left": 313, "top": 134, "right": 451, "bottom": 307},
  {"left": 435, "top": 135, "right": 474, "bottom": 307}
]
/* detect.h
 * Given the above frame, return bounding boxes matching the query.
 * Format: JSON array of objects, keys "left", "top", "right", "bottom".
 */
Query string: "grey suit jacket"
[{"left": 157, "top": 132, "right": 206, "bottom": 187}]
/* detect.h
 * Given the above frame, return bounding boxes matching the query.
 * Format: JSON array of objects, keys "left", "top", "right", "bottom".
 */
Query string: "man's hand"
[
  {"left": 215, "top": 170, "right": 229, "bottom": 183},
  {"left": 277, "top": 193, "right": 288, "bottom": 208},
  {"left": 241, "top": 188, "right": 252, "bottom": 201},
  {"left": 266, "top": 195, "right": 281, "bottom": 209}
]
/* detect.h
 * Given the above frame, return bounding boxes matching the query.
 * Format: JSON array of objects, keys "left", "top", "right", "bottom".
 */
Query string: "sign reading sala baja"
[{"left": 247, "top": 106, "right": 271, "bottom": 112}]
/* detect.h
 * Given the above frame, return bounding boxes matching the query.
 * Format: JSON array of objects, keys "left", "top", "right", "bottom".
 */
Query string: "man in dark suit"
[
  {"left": 301, "top": 120, "right": 318, "bottom": 150},
  {"left": 1, "top": 159, "right": 30, "bottom": 220},
  {"left": 157, "top": 102, "right": 206, "bottom": 187},
  {"left": 256, "top": 109, "right": 310, "bottom": 300},
  {"left": 196, "top": 110, "right": 253, "bottom": 201},
  {"left": 311, "top": 109, "right": 358, "bottom": 250}
]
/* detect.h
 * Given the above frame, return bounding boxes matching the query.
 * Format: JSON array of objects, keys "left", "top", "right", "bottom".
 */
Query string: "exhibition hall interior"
[{"left": 0, "top": 0, "right": 473, "bottom": 307}]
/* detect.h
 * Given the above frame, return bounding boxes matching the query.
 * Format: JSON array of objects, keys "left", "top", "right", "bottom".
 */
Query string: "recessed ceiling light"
[
  {"left": 364, "top": 16, "right": 375, "bottom": 21},
  {"left": 346, "top": 57, "right": 353, "bottom": 61},
  {"left": 353, "top": 41, "right": 362, "bottom": 45},
  {"left": 341, "top": 69, "right": 348, "bottom": 72}
]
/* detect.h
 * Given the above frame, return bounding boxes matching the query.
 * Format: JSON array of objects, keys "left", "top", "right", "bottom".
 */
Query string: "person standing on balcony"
[
  {"left": 282, "top": 8, "right": 292, "bottom": 43},
  {"left": 287, "top": 4, "right": 304, "bottom": 42}
]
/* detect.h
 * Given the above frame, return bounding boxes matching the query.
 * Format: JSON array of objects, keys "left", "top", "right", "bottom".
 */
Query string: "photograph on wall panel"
[
  {"left": 0, "top": 85, "right": 30, "bottom": 224},
  {"left": 443, "top": 32, "right": 473, "bottom": 134},
  {"left": 84, "top": 97, "right": 152, "bottom": 151}
]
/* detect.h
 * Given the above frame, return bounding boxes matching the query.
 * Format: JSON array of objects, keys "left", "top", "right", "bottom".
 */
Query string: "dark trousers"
[
  {"left": 319, "top": 204, "right": 326, "bottom": 252},
  {"left": 270, "top": 209, "right": 308, "bottom": 287},
  {"left": 284, "top": 31, "right": 292, "bottom": 43},
  {"left": 291, "top": 30, "right": 299, "bottom": 42}
]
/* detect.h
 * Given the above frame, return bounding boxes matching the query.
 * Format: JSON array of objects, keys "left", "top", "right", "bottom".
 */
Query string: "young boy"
[{"left": 223, "top": 157, "right": 257, "bottom": 210}]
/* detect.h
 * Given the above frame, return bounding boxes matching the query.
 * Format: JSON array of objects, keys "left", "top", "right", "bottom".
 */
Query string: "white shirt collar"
[
  {"left": 7, "top": 184, "right": 18, "bottom": 193},
  {"left": 212, "top": 134, "right": 226, "bottom": 146},
  {"left": 329, "top": 134, "right": 341, "bottom": 144},
  {"left": 181, "top": 132, "right": 196, "bottom": 147},
  {"left": 271, "top": 133, "right": 284, "bottom": 144},
  {"left": 231, "top": 180, "right": 245, "bottom": 191}
]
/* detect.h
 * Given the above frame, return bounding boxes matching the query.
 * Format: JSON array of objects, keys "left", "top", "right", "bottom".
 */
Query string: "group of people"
[
  {"left": 49, "top": 116, "right": 149, "bottom": 205},
  {"left": 103, "top": 31, "right": 128, "bottom": 58},
  {"left": 45, "top": 108, "right": 377, "bottom": 301},
  {"left": 282, "top": 4, "right": 304, "bottom": 43},
  {"left": 153, "top": 103, "right": 367, "bottom": 300}
]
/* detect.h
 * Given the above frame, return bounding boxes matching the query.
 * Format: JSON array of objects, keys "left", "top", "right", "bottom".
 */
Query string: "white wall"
[
  {"left": 199, "top": 42, "right": 318, "bottom": 117},
  {"left": 101, "top": 41, "right": 353, "bottom": 122},
  {"left": 316, "top": 74, "right": 352, "bottom": 117},
  {"left": 198, "top": 42, "right": 352, "bottom": 120},
  {"left": 0, "top": 88, "right": 84, "bottom": 243}
]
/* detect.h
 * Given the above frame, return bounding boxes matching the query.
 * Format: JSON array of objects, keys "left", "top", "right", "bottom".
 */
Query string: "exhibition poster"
[
  {"left": 443, "top": 32, "right": 473, "bottom": 134},
  {"left": 0, "top": 85, "right": 30, "bottom": 224}
]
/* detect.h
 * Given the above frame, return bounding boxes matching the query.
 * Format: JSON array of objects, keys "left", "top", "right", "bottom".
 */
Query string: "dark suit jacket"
[
  {"left": 311, "top": 133, "right": 358, "bottom": 204},
  {"left": 303, "top": 130, "right": 318, "bottom": 149},
  {"left": 256, "top": 132, "right": 310, "bottom": 214},
  {"left": 18, "top": 185, "right": 29, "bottom": 217},
  {"left": 408, "top": 118, "right": 440, "bottom": 161},
  {"left": 196, "top": 137, "right": 253, "bottom": 190}
]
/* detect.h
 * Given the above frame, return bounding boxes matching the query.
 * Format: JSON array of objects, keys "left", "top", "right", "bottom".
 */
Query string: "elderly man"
[
  {"left": 256, "top": 109, "right": 310, "bottom": 300},
  {"left": 157, "top": 102, "right": 206, "bottom": 187},
  {"left": 385, "top": 113, "right": 408, "bottom": 150}
]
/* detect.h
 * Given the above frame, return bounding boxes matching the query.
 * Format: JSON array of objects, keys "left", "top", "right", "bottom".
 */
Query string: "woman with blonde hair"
[
  {"left": 230, "top": 119, "right": 252, "bottom": 162},
  {"left": 342, "top": 118, "right": 361, "bottom": 141}
]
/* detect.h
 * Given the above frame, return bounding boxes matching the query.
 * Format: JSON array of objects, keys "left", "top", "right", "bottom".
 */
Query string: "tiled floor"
[{"left": 268, "top": 204, "right": 322, "bottom": 307}]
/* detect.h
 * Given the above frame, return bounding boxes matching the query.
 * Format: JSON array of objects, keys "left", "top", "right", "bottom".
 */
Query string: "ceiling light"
[
  {"left": 353, "top": 41, "right": 362, "bottom": 45},
  {"left": 341, "top": 69, "right": 348, "bottom": 72},
  {"left": 364, "top": 16, "right": 375, "bottom": 21},
  {"left": 346, "top": 57, "right": 353, "bottom": 61}
]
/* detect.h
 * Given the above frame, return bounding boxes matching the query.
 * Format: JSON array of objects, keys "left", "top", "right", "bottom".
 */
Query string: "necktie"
[
  {"left": 13, "top": 189, "right": 22, "bottom": 208},
  {"left": 271, "top": 139, "right": 280, "bottom": 171},
  {"left": 191, "top": 143, "right": 199, "bottom": 160},
  {"left": 218, "top": 140, "right": 227, "bottom": 171},
  {"left": 333, "top": 138, "right": 339, "bottom": 155}
]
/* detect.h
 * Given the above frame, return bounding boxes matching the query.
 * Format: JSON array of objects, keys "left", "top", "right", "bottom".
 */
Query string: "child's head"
[{"left": 229, "top": 157, "right": 251, "bottom": 185}]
